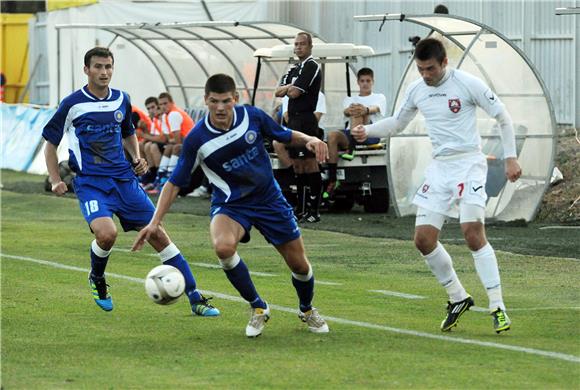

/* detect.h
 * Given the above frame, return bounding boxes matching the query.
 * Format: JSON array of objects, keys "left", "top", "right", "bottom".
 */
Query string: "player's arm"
[
  {"left": 131, "top": 181, "right": 181, "bottom": 251},
  {"left": 494, "top": 107, "right": 522, "bottom": 182},
  {"left": 352, "top": 89, "right": 416, "bottom": 142},
  {"left": 275, "top": 84, "right": 291, "bottom": 97},
  {"left": 42, "top": 100, "right": 69, "bottom": 196},
  {"left": 288, "top": 131, "right": 328, "bottom": 163},
  {"left": 275, "top": 70, "right": 293, "bottom": 97},
  {"left": 257, "top": 106, "right": 327, "bottom": 162},
  {"left": 123, "top": 134, "right": 148, "bottom": 176},
  {"left": 44, "top": 141, "right": 67, "bottom": 196},
  {"left": 470, "top": 77, "right": 521, "bottom": 182}
]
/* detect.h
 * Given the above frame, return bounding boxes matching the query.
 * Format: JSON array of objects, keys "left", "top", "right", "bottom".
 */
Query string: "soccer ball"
[{"left": 145, "top": 265, "right": 185, "bottom": 305}]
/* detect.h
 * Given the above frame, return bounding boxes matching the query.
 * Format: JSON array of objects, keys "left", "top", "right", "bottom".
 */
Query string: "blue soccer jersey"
[
  {"left": 170, "top": 105, "right": 293, "bottom": 205},
  {"left": 42, "top": 86, "right": 135, "bottom": 179}
]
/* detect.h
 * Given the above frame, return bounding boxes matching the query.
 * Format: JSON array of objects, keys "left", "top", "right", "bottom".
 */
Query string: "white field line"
[
  {"left": 246, "top": 244, "right": 341, "bottom": 249},
  {"left": 111, "top": 248, "right": 342, "bottom": 283},
  {"left": 369, "top": 290, "right": 426, "bottom": 299},
  {"left": 539, "top": 226, "right": 580, "bottom": 230},
  {"left": 112, "top": 248, "right": 279, "bottom": 277},
  {"left": 316, "top": 280, "right": 343, "bottom": 286},
  {"left": 440, "top": 238, "right": 505, "bottom": 242},
  {"left": 2, "top": 252, "right": 579, "bottom": 364}
]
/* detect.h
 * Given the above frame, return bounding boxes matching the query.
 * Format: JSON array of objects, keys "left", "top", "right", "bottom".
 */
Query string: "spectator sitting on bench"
[{"left": 324, "top": 67, "right": 386, "bottom": 199}]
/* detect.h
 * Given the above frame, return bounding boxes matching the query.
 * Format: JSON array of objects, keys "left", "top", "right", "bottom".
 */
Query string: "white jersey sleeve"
[
  {"left": 167, "top": 111, "right": 183, "bottom": 132},
  {"left": 316, "top": 92, "right": 326, "bottom": 114},
  {"left": 161, "top": 113, "right": 170, "bottom": 135},
  {"left": 464, "top": 73, "right": 505, "bottom": 118}
]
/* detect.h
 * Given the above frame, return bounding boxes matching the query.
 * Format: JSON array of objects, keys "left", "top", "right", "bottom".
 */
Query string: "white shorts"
[{"left": 413, "top": 152, "right": 487, "bottom": 219}]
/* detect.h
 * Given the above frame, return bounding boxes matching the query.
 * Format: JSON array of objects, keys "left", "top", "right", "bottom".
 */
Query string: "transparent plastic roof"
[
  {"left": 355, "top": 14, "right": 557, "bottom": 222},
  {"left": 55, "top": 21, "right": 321, "bottom": 109}
]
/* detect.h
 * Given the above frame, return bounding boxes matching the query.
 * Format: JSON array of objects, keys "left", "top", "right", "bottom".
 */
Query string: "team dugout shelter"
[{"left": 53, "top": 17, "right": 556, "bottom": 222}]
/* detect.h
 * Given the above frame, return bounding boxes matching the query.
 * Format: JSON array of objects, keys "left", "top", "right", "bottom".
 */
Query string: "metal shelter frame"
[{"left": 54, "top": 21, "right": 322, "bottom": 107}]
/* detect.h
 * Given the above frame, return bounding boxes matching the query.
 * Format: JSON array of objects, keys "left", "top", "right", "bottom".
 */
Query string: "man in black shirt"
[{"left": 275, "top": 32, "right": 323, "bottom": 223}]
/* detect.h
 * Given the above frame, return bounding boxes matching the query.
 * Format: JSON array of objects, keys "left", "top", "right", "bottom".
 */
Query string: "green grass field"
[{"left": 1, "top": 170, "right": 579, "bottom": 388}]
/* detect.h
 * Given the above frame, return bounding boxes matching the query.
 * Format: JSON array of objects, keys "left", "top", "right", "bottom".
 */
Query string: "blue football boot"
[
  {"left": 191, "top": 295, "right": 220, "bottom": 317},
  {"left": 89, "top": 273, "right": 113, "bottom": 311}
]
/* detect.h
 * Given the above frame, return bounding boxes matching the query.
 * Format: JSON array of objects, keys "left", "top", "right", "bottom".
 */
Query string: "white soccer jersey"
[
  {"left": 393, "top": 69, "right": 504, "bottom": 158},
  {"left": 343, "top": 92, "right": 387, "bottom": 126},
  {"left": 161, "top": 111, "right": 183, "bottom": 133}
]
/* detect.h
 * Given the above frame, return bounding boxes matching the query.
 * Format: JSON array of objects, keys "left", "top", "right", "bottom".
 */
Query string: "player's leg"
[
  {"left": 168, "top": 143, "right": 181, "bottom": 177},
  {"left": 292, "top": 157, "right": 308, "bottom": 219},
  {"left": 275, "top": 238, "right": 329, "bottom": 333},
  {"left": 460, "top": 203, "right": 510, "bottom": 333},
  {"left": 210, "top": 212, "right": 268, "bottom": 336},
  {"left": 324, "top": 130, "right": 349, "bottom": 199},
  {"left": 144, "top": 224, "right": 219, "bottom": 317},
  {"left": 415, "top": 209, "right": 473, "bottom": 331},
  {"left": 153, "top": 144, "right": 173, "bottom": 189},
  {"left": 88, "top": 216, "right": 117, "bottom": 311},
  {"left": 302, "top": 158, "right": 322, "bottom": 222}
]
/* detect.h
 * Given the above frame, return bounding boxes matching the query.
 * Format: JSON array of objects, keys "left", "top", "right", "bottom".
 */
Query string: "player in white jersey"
[
  {"left": 133, "top": 74, "right": 330, "bottom": 337},
  {"left": 352, "top": 38, "right": 522, "bottom": 333}
]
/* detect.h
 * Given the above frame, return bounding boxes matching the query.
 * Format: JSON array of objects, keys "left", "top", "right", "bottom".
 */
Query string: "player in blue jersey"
[
  {"left": 43, "top": 47, "right": 219, "bottom": 317},
  {"left": 132, "top": 73, "right": 330, "bottom": 337}
]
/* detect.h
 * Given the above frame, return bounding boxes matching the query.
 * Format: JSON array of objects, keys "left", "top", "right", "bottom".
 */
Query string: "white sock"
[
  {"left": 472, "top": 243, "right": 505, "bottom": 311},
  {"left": 159, "top": 155, "right": 170, "bottom": 172},
  {"left": 423, "top": 242, "right": 469, "bottom": 303},
  {"left": 168, "top": 154, "right": 179, "bottom": 173}
]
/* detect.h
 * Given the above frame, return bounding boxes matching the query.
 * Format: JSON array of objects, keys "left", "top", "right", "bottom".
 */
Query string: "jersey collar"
[
  {"left": 81, "top": 85, "right": 113, "bottom": 101},
  {"left": 204, "top": 105, "right": 239, "bottom": 134}
]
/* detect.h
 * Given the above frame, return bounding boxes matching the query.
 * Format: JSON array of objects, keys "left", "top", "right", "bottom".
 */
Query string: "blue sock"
[
  {"left": 224, "top": 259, "right": 266, "bottom": 309},
  {"left": 90, "top": 240, "right": 110, "bottom": 278},
  {"left": 163, "top": 253, "right": 201, "bottom": 305},
  {"left": 292, "top": 273, "right": 314, "bottom": 312}
]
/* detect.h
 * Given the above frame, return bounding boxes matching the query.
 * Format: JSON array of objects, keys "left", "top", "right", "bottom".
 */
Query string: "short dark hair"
[
  {"left": 145, "top": 96, "right": 158, "bottom": 106},
  {"left": 357, "top": 67, "right": 374, "bottom": 79},
  {"left": 205, "top": 74, "right": 236, "bottom": 96},
  {"left": 158, "top": 92, "right": 173, "bottom": 102},
  {"left": 84, "top": 47, "right": 114, "bottom": 67},
  {"left": 434, "top": 4, "right": 449, "bottom": 14},
  {"left": 296, "top": 31, "right": 313, "bottom": 46},
  {"left": 414, "top": 38, "right": 446, "bottom": 64}
]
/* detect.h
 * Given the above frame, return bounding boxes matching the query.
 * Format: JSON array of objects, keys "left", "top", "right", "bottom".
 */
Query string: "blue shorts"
[
  {"left": 210, "top": 193, "right": 301, "bottom": 246},
  {"left": 73, "top": 175, "right": 155, "bottom": 231},
  {"left": 343, "top": 129, "right": 381, "bottom": 145}
]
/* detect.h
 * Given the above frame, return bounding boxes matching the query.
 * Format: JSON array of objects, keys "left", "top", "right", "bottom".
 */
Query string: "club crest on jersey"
[
  {"left": 448, "top": 98, "right": 461, "bottom": 113},
  {"left": 114, "top": 110, "right": 124, "bottom": 122},
  {"left": 244, "top": 130, "right": 257, "bottom": 144}
]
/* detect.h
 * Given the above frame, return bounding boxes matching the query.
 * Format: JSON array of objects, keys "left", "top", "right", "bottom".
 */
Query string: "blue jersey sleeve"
[
  {"left": 42, "top": 99, "right": 71, "bottom": 146},
  {"left": 121, "top": 92, "right": 135, "bottom": 138},
  {"left": 168, "top": 128, "right": 201, "bottom": 188},
  {"left": 253, "top": 106, "right": 292, "bottom": 144}
]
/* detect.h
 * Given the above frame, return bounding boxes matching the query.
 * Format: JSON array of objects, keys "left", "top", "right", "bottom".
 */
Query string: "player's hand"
[
  {"left": 51, "top": 180, "right": 68, "bottom": 196},
  {"left": 132, "top": 223, "right": 158, "bottom": 251},
  {"left": 132, "top": 158, "right": 148, "bottom": 176},
  {"left": 505, "top": 157, "right": 522, "bottom": 182},
  {"left": 306, "top": 137, "right": 329, "bottom": 163},
  {"left": 351, "top": 125, "right": 368, "bottom": 142},
  {"left": 349, "top": 103, "right": 365, "bottom": 117}
]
